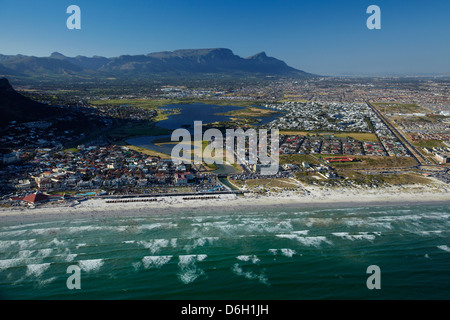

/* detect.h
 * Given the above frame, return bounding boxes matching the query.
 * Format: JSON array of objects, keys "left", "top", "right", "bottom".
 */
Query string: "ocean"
[{"left": 1, "top": 203, "right": 449, "bottom": 300}]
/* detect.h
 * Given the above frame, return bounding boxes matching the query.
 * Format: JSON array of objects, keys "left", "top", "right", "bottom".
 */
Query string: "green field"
[
  {"left": 233, "top": 178, "right": 301, "bottom": 190},
  {"left": 217, "top": 106, "right": 280, "bottom": 118},
  {"left": 413, "top": 139, "right": 447, "bottom": 149},
  {"left": 280, "top": 154, "right": 321, "bottom": 165},
  {"left": 372, "top": 102, "right": 429, "bottom": 114},
  {"left": 89, "top": 98, "right": 266, "bottom": 109},
  {"left": 340, "top": 171, "right": 434, "bottom": 186},
  {"left": 279, "top": 131, "right": 379, "bottom": 142},
  {"left": 119, "top": 145, "right": 171, "bottom": 159},
  {"left": 315, "top": 155, "right": 418, "bottom": 169}
]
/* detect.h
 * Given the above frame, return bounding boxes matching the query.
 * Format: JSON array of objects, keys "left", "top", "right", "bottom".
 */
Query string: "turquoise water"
[
  {"left": 1, "top": 203, "right": 450, "bottom": 300},
  {"left": 75, "top": 192, "right": 96, "bottom": 196}
]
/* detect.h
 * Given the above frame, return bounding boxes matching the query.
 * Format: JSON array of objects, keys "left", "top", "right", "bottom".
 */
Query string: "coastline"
[{"left": 1, "top": 185, "right": 449, "bottom": 223}]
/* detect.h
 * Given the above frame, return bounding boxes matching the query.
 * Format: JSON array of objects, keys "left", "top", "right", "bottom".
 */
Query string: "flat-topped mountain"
[{"left": 0, "top": 48, "right": 316, "bottom": 78}]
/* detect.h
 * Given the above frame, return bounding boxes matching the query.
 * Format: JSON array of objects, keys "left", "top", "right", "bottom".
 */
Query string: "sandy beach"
[{"left": 1, "top": 184, "right": 449, "bottom": 223}]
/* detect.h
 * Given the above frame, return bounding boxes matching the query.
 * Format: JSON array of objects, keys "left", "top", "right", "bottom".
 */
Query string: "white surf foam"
[
  {"left": 178, "top": 268, "right": 205, "bottom": 284},
  {"left": 331, "top": 232, "right": 376, "bottom": 241},
  {"left": 0, "top": 239, "right": 37, "bottom": 252},
  {"left": 417, "top": 230, "right": 443, "bottom": 236},
  {"left": 437, "top": 245, "right": 450, "bottom": 252},
  {"left": 185, "top": 237, "right": 218, "bottom": 251},
  {"left": 276, "top": 234, "right": 331, "bottom": 247},
  {"left": 0, "top": 258, "right": 23, "bottom": 271},
  {"left": 37, "top": 249, "right": 53, "bottom": 258},
  {"left": 0, "top": 229, "right": 28, "bottom": 237},
  {"left": 78, "top": 259, "right": 104, "bottom": 272},
  {"left": 304, "top": 218, "right": 334, "bottom": 227},
  {"left": 16, "top": 250, "right": 35, "bottom": 259},
  {"left": 75, "top": 243, "right": 87, "bottom": 249},
  {"left": 177, "top": 254, "right": 207, "bottom": 284},
  {"left": 65, "top": 254, "right": 77, "bottom": 263},
  {"left": 268, "top": 248, "right": 296, "bottom": 258},
  {"left": 178, "top": 254, "right": 207, "bottom": 264},
  {"left": 231, "top": 263, "right": 269, "bottom": 286},
  {"left": 142, "top": 255, "right": 172, "bottom": 269},
  {"left": 280, "top": 248, "right": 296, "bottom": 257},
  {"left": 49, "top": 238, "right": 67, "bottom": 247},
  {"left": 140, "top": 223, "right": 178, "bottom": 231},
  {"left": 292, "top": 230, "right": 309, "bottom": 235},
  {"left": 137, "top": 239, "right": 169, "bottom": 254},
  {"left": 26, "top": 263, "right": 51, "bottom": 278},
  {"left": 236, "top": 255, "right": 260, "bottom": 264},
  {"left": 196, "top": 254, "right": 207, "bottom": 262}
]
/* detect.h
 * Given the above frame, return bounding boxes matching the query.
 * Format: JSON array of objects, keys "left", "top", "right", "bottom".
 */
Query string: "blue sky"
[{"left": 0, "top": 0, "right": 449, "bottom": 75}]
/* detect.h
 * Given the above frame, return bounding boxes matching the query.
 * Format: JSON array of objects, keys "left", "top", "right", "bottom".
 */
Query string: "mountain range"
[{"left": 0, "top": 48, "right": 316, "bottom": 78}]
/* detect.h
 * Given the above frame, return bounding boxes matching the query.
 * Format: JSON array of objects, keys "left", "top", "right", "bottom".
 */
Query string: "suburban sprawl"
[{"left": 1, "top": 76, "right": 449, "bottom": 209}]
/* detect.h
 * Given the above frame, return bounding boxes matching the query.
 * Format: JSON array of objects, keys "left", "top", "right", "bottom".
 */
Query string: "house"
[{"left": 174, "top": 173, "right": 188, "bottom": 185}]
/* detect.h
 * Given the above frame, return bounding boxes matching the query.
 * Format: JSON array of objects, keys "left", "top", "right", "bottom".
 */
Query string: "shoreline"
[{"left": 1, "top": 185, "right": 449, "bottom": 223}]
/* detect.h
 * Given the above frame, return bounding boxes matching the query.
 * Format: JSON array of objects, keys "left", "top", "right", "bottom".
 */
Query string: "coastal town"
[{"left": 1, "top": 77, "right": 450, "bottom": 208}]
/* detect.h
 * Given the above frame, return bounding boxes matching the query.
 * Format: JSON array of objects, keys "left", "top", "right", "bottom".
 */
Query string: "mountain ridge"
[{"left": 0, "top": 48, "right": 317, "bottom": 78}]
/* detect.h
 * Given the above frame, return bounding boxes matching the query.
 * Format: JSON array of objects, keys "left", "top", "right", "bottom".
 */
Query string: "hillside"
[{"left": 0, "top": 78, "right": 66, "bottom": 126}]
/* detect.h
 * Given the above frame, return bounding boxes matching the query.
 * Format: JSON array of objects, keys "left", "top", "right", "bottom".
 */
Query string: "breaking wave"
[
  {"left": 142, "top": 255, "right": 173, "bottom": 269},
  {"left": 26, "top": 263, "right": 51, "bottom": 278},
  {"left": 177, "top": 254, "right": 207, "bottom": 284},
  {"left": 78, "top": 259, "right": 104, "bottom": 272}
]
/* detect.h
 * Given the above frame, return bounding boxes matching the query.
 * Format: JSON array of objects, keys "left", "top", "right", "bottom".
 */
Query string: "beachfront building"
[{"left": 10, "top": 190, "right": 52, "bottom": 204}]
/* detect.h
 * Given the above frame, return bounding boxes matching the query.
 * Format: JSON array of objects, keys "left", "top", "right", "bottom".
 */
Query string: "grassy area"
[
  {"left": 316, "top": 155, "right": 418, "bottom": 169},
  {"left": 152, "top": 139, "right": 224, "bottom": 170},
  {"left": 339, "top": 171, "right": 434, "bottom": 186},
  {"left": 89, "top": 98, "right": 266, "bottom": 109},
  {"left": 372, "top": 102, "right": 430, "bottom": 114},
  {"left": 203, "top": 162, "right": 219, "bottom": 171},
  {"left": 280, "top": 154, "right": 321, "bottom": 165},
  {"left": 89, "top": 98, "right": 183, "bottom": 122},
  {"left": 412, "top": 139, "right": 447, "bottom": 149},
  {"left": 217, "top": 106, "right": 279, "bottom": 118},
  {"left": 279, "top": 130, "right": 379, "bottom": 142},
  {"left": 63, "top": 148, "right": 79, "bottom": 153},
  {"left": 295, "top": 171, "right": 325, "bottom": 183},
  {"left": 90, "top": 98, "right": 180, "bottom": 109},
  {"left": 230, "top": 162, "right": 243, "bottom": 173},
  {"left": 234, "top": 178, "right": 300, "bottom": 189},
  {"left": 122, "top": 145, "right": 171, "bottom": 159}
]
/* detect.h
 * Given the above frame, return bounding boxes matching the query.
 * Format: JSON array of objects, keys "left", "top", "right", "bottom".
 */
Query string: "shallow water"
[{"left": 1, "top": 203, "right": 449, "bottom": 299}]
